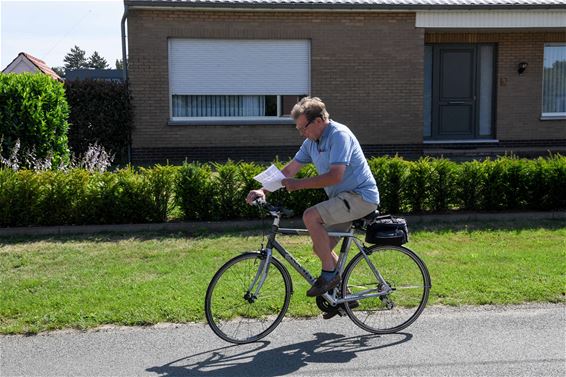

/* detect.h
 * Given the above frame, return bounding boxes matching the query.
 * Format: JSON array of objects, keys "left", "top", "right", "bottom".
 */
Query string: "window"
[
  {"left": 542, "top": 44, "right": 566, "bottom": 119},
  {"left": 171, "top": 95, "right": 306, "bottom": 117},
  {"left": 168, "top": 39, "right": 310, "bottom": 121}
]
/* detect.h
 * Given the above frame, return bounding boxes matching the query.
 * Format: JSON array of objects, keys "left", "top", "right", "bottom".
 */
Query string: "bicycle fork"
[{"left": 244, "top": 248, "right": 273, "bottom": 303}]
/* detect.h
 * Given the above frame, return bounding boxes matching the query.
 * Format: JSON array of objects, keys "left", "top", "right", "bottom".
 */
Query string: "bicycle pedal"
[{"left": 322, "top": 307, "right": 346, "bottom": 320}]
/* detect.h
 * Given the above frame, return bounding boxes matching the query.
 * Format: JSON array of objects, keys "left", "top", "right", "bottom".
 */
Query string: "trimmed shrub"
[
  {"left": 368, "top": 156, "right": 409, "bottom": 214},
  {"left": 480, "top": 158, "right": 507, "bottom": 210},
  {"left": 429, "top": 158, "right": 459, "bottom": 212},
  {"left": 141, "top": 165, "right": 177, "bottom": 222},
  {"left": 499, "top": 156, "right": 531, "bottom": 210},
  {"left": 458, "top": 160, "right": 485, "bottom": 211},
  {"left": 65, "top": 79, "right": 132, "bottom": 163},
  {"left": 1, "top": 156, "right": 565, "bottom": 227},
  {"left": 212, "top": 160, "right": 245, "bottom": 220},
  {"left": 0, "top": 73, "right": 70, "bottom": 166},
  {"left": 405, "top": 157, "right": 434, "bottom": 213},
  {"left": 238, "top": 162, "right": 265, "bottom": 219},
  {"left": 548, "top": 155, "right": 566, "bottom": 209},
  {"left": 530, "top": 154, "right": 566, "bottom": 210},
  {"left": 175, "top": 162, "right": 213, "bottom": 221}
]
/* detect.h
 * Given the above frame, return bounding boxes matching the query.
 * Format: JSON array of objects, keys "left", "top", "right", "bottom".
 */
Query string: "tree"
[
  {"left": 63, "top": 45, "right": 88, "bottom": 70},
  {"left": 88, "top": 51, "right": 109, "bottom": 69},
  {"left": 115, "top": 59, "right": 123, "bottom": 70},
  {"left": 51, "top": 66, "right": 66, "bottom": 78}
]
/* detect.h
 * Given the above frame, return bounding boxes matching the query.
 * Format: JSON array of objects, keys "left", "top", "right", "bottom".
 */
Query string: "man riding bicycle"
[{"left": 246, "top": 97, "right": 380, "bottom": 304}]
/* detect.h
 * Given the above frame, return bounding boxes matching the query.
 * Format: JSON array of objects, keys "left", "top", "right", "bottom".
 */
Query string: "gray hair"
[{"left": 291, "top": 97, "right": 330, "bottom": 122}]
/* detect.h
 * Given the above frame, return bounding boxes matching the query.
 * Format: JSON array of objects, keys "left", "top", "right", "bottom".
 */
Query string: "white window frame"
[
  {"left": 541, "top": 43, "right": 566, "bottom": 120},
  {"left": 169, "top": 95, "right": 305, "bottom": 121},
  {"left": 167, "top": 39, "right": 310, "bottom": 124}
]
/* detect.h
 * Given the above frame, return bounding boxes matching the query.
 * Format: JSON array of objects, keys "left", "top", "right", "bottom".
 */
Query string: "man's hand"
[
  {"left": 282, "top": 178, "right": 302, "bottom": 192},
  {"left": 246, "top": 189, "right": 266, "bottom": 205}
]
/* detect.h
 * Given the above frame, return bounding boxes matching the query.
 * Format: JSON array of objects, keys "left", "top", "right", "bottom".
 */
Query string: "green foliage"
[
  {"left": 429, "top": 158, "right": 459, "bottom": 212},
  {"left": 480, "top": 158, "right": 507, "bottom": 210},
  {"left": 175, "top": 162, "right": 213, "bottom": 221},
  {"left": 141, "top": 165, "right": 177, "bottom": 222},
  {"left": 368, "top": 156, "right": 409, "bottom": 214},
  {"left": 212, "top": 160, "right": 245, "bottom": 220},
  {"left": 87, "top": 51, "right": 109, "bottom": 69},
  {"left": 63, "top": 45, "right": 88, "bottom": 70},
  {"left": 529, "top": 154, "right": 566, "bottom": 210},
  {"left": 0, "top": 73, "right": 70, "bottom": 166},
  {"left": 0, "top": 156, "right": 564, "bottom": 227},
  {"left": 458, "top": 160, "right": 485, "bottom": 210},
  {"left": 237, "top": 162, "right": 265, "bottom": 219},
  {"left": 405, "top": 157, "right": 434, "bottom": 213},
  {"left": 64, "top": 79, "right": 132, "bottom": 163}
]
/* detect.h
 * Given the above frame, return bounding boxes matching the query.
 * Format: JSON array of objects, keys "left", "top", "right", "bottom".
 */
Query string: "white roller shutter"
[{"left": 169, "top": 39, "right": 310, "bottom": 96}]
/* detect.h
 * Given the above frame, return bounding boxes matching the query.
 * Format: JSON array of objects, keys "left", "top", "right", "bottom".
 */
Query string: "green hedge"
[
  {"left": 0, "top": 73, "right": 70, "bottom": 166},
  {"left": 0, "top": 155, "right": 564, "bottom": 227},
  {"left": 65, "top": 80, "right": 132, "bottom": 163}
]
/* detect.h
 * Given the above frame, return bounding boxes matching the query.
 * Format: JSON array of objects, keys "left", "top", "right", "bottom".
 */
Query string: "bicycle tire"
[
  {"left": 342, "top": 245, "right": 431, "bottom": 334},
  {"left": 205, "top": 252, "right": 292, "bottom": 344}
]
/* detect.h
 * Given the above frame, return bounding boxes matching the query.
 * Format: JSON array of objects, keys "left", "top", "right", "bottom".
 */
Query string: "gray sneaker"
[{"left": 306, "top": 274, "right": 341, "bottom": 297}]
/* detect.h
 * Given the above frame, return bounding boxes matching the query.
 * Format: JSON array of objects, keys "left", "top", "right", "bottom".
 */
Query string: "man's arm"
[
  {"left": 282, "top": 164, "right": 345, "bottom": 192},
  {"left": 246, "top": 159, "right": 305, "bottom": 204},
  {"left": 281, "top": 159, "right": 304, "bottom": 179}
]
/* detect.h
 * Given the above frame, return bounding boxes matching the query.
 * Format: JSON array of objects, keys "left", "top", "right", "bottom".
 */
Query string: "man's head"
[{"left": 291, "top": 97, "right": 330, "bottom": 140}]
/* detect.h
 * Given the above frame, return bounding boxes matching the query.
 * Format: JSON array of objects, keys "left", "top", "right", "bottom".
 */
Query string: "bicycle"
[{"left": 205, "top": 199, "right": 431, "bottom": 344}]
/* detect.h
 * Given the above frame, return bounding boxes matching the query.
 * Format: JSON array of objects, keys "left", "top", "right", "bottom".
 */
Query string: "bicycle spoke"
[
  {"left": 205, "top": 253, "right": 290, "bottom": 344},
  {"left": 343, "top": 246, "right": 430, "bottom": 334}
]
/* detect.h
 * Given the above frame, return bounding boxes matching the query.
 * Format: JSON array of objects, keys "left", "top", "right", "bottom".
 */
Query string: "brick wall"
[
  {"left": 127, "top": 9, "right": 565, "bottom": 163},
  {"left": 127, "top": 9, "right": 424, "bottom": 162},
  {"left": 426, "top": 31, "right": 566, "bottom": 141}
]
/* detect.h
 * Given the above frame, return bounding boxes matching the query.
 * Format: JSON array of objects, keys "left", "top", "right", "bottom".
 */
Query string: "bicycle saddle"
[{"left": 352, "top": 210, "right": 380, "bottom": 229}]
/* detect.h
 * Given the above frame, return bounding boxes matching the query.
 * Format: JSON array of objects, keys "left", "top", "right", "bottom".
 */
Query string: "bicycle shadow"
[{"left": 146, "top": 331, "right": 412, "bottom": 377}]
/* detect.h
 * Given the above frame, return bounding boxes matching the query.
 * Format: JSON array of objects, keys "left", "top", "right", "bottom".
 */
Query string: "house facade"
[{"left": 123, "top": 0, "right": 566, "bottom": 163}]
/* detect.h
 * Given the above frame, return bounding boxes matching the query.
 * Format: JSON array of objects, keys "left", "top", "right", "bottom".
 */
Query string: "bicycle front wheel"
[
  {"left": 205, "top": 252, "right": 292, "bottom": 344},
  {"left": 342, "top": 245, "right": 431, "bottom": 334}
]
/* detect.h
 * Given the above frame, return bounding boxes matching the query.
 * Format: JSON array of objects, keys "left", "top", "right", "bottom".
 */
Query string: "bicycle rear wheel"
[
  {"left": 205, "top": 252, "right": 292, "bottom": 344},
  {"left": 342, "top": 245, "right": 431, "bottom": 334}
]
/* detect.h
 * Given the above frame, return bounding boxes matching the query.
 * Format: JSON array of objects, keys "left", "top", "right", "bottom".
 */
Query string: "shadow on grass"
[
  {"left": 0, "top": 218, "right": 564, "bottom": 246},
  {"left": 146, "top": 332, "right": 412, "bottom": 377}
]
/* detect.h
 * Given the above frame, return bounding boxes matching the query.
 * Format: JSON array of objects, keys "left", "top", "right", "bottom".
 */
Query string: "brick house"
[
  {"left": 122, "top": 0, "right": 566, "bottom": 163},
  {"left": 2, "top": 52, "right": 62, "bottom": 81}
]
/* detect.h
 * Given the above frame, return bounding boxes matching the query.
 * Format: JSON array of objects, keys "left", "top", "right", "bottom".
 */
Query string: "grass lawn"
[{"left": 1, "top": 219, "right": 565, "bottom": 334}]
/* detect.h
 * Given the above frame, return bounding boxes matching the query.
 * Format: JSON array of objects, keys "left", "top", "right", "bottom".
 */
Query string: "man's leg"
[{"left": 303, "top": 207, "right": 336, "bottom": 270}]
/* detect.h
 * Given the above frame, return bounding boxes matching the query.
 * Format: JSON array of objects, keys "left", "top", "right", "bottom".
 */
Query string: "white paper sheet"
[{"left": 253, "top": 164, "right": 286, "bottom": 192}]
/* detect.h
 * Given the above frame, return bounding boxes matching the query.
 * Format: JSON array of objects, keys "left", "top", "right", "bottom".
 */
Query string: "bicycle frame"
[{"left": 248, "top": 214, "right": 393, "bottom": 308}]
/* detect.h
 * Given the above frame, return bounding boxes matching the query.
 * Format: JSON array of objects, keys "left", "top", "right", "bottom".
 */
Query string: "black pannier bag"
[{"left": 365, "top": 216, "right": 409, "bottom": 246}]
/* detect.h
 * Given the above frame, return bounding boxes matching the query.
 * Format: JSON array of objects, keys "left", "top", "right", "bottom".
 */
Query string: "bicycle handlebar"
[{"left": 252, "top": 198, "right": 294, "bottom": 218}]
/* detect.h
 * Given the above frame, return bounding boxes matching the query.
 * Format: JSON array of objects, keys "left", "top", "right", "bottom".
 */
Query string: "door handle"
[{"left": 448, "top": 101, "right": 466, "bottom": 104}]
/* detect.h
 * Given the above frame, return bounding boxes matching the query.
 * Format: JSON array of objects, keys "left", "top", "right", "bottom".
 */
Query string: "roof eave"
[{"left": 123, "top": 1, "right": 566, "bottom": 11}]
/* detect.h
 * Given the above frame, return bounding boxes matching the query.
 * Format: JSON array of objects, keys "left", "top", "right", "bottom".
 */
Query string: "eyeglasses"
[{"left": 296, "top": 119, "right": 313, "bottom": 133}]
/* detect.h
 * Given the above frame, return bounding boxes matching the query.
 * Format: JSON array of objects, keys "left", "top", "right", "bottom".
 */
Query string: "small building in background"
[
  {"left": 65, "top": 69, "right": 123, "bottom": 82},
  {"left": 1, "top": 52, "right": 62, "bottom": 81}
]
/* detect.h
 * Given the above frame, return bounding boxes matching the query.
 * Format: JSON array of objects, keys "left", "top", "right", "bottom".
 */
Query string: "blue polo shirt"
[{"left": 293, "top": 120, "right": 380, "bottom": 205}]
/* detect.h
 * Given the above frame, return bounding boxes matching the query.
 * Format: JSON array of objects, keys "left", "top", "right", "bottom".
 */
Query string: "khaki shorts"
[{"left": 314, "top": 191, "right": 378, "bottom": 232}]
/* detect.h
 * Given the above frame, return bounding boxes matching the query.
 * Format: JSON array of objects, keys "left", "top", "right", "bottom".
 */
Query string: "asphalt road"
[{"left": 1, "top": 304, "right": 564, "bottom": 377}]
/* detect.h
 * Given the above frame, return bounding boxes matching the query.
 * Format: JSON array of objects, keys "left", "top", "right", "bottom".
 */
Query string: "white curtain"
[
  {"left": 172, "top": 95, "right": 266, "bottom": 117},
  {"left": 543, "top": 45, "right": 566, "bottom": 114}
]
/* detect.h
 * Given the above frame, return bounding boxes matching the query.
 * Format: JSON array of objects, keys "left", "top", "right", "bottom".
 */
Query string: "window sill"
[
  {"left": 423, "top": 139, "right": 499, "bottom": 144},
  {"left": 540, "top": 114, "right": 566, "bottom": 121},
  {"left": 168, "top": 118, "right": 295, "bottom": 126}
]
